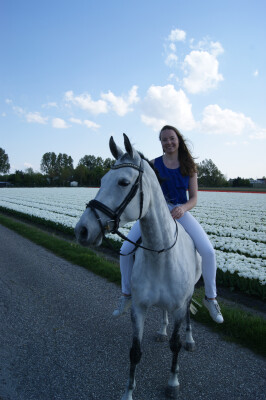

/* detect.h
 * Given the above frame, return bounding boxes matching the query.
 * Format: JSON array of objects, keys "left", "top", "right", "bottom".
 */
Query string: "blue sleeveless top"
[{"left": 154, "top": 156, "right": 189, "bottom": 205}]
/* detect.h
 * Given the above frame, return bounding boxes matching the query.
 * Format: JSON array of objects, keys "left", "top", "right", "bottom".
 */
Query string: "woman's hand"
[{"left": 171, "top": 205, "right": 185, "bottom": 219}]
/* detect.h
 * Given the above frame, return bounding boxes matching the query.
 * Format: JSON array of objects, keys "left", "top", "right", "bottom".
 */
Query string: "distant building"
[
  {"left": 70, "top": 181, "right": 78, "bottom": 187},
  {"left": 250, "top": 178, "right": 266, "bottom": 188}
]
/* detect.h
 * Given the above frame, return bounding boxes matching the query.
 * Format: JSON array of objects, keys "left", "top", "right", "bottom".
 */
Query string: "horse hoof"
[
  {"left": 165, "top": 385, "right": 179, "bottom": 399},
  {"left": 155, "top": 333, "right": 168, "bottom": 342},
  {"left": 184, "top": 341, "right": 196, "bottom": 352}
]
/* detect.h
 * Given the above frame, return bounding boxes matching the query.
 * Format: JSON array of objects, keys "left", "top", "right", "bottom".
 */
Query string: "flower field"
[{"left": 0, "top": 187, "right": 265, "bottom": 298}]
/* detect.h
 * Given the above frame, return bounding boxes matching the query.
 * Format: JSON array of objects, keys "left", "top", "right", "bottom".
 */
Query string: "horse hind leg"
[
  {"left": 121, "top": 305, "right": 147, "bottom": 400},
  {"left": 156, "top": 309, "right": 169, "bottom": 342},
  {"left": 184, "top": 299, "right": 196, "bottom": 352}
]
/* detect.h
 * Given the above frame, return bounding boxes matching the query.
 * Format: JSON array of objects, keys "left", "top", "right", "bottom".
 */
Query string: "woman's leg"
[
  {"left": 176, "top": 210, "right": 223, "bottom": 323},
  {"left": 177, "top": 211, "right": 217, "bottom": 298},
  {"left": 113, "top": 221, "right": 141, "bottom": 317}
]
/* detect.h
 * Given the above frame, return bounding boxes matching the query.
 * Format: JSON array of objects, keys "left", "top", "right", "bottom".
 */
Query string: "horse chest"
[{"left": 131, "top": 254, "right": 194, "bottom": 309}]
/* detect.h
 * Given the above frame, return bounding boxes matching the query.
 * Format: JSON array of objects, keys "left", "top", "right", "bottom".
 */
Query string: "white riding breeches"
[{"left": 120, "top": 205, "right": 217, "bottom": 299}]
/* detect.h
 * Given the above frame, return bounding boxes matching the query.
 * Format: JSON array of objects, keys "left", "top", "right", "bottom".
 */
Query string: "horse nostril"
[{"left": 80, "top": 226, "right": 88, "bottom": 240}]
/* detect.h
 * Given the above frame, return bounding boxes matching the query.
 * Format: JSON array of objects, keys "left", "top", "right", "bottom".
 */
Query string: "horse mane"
[{"left": 138, "top": 151, "right": 163, "bottom": 185}]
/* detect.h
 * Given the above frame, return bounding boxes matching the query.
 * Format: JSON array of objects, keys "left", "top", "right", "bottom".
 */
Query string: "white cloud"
[
  {"left": 65, "top": 90, "right": 108, "bottom": 115},
  {"left": 83, "top": 120, "right": 100, "bottom": 129},
  {"left": 169, "top": 43, "right": 176, "bottom": 52},
  {"left": 253, "top": 69, "right": 259, "bottom": 77},
  {"left": 210, "top": 41, "right": 224, "bottom": 57},
  {"left": 5, "top": 99, "right": 25, "bottom": 116},
  {"left": 165, "top": 53, "right": 178, "bottom": 67},
  {"left": 200, "top": 104, "right": 265, "bottom": 139},
  {"left": 26, "top": 112, "right": 48, "bottom": 124},
  {"left": 183, "top": 50, "right": 224, "bottom": 94},
  {"left": 190, "top": 37, "right": 224, "bottom": 56},
  {"left": 69, "top": 117, "right": 100, "bottom": 129},
  {"left": 141, "top": 115, "right": 167, "bottom": 131},
  {"left": 52, "top": 117, "right": 69, "bottom": 129},
  {"left": 42, "top": 102, "right": 58, "bottom": 108},
  {"left": 168, "top": 73, "right": 176, "bottom": 81},
  {"left": 101, "top": 85, "right": 139, "bottom": 116},
  {"left": 13, "top": 106, "right": 25, "bottom": 115},
  {"left": 24, "top": 162, "right": 34, "bottom": 169},
  {"left": 168, "top": 29, "right": 186, "bottom": 42},
  {"left": 69, "top": 117, "right": 83, "bottom": 125},
  {"left": 65, "top": 87, "right": 139, "bottom": 117},
  {"left": 225, "top": 141, "right": 237, "bottom": 146},
  {"left": 249, "top": 130, "right": 266, "bottom": 140},
  {"left": 2, "top": 112, "right": 6, "bottom": 117},
  {"left": 141, "top": 84, "right": 196, "bottom": 131}
]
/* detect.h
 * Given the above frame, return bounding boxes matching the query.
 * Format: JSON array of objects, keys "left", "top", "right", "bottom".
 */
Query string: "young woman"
[{"left": 113, "top": 125, "right": 224, "bottom": 323}]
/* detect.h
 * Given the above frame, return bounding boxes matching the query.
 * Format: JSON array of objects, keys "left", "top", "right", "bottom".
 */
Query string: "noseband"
[{"left": 86, "top": 159, "right": 178, "bottom": 255}]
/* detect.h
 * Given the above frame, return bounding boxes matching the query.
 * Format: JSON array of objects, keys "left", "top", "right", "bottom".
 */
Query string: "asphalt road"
[{"left": 0, "top": 224, "right": 265, "bottom": 400}]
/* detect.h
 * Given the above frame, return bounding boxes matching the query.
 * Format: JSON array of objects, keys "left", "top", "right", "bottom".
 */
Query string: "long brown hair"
[{"left": 159, "top": 125, "right": 197, "bottom": 177}]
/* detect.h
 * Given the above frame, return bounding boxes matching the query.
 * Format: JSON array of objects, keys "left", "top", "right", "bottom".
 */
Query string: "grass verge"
[{"left": 0, "top": 213, "right": 265, "bottom": 358}]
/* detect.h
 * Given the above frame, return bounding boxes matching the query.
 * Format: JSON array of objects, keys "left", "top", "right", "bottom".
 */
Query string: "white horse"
[{"left": 75, "top": 134, "right": 202, "bottom": 399}]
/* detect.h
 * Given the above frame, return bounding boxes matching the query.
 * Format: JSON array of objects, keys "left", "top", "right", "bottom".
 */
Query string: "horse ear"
[
  {"left": 123, "top": 133, "right": 135, "bottom": 159},
  {"left": 109, "top": 136, "right": 124, "bottom": 160}
]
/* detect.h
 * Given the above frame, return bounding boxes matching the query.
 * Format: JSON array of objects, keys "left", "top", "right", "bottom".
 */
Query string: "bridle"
[{"left": 86, "top": 159, "right": 178, "bottom": 255}]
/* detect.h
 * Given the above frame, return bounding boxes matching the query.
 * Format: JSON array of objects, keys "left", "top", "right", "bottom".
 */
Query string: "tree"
[
  {"left": 40, "top": 152, "right": 73, "bottom": 185},
  {"left": 77, "top": 155, "right": 106, "bottom": 186},
  {"left": 40, "top": 152, "right": 57, "bottom": 182},
  {"left": 232, "top": 177, "right": 251, "bottom": 187},
  {"left": 0, "top": 148, "right": 10, "bottom": 173},
  {"left": 197, "top": 159, "right": 227, "bottom": 187},
  {"left": 78, "top": 155, "right": 104, "bottom": 169},
  {"left": 8, "top": 170, "right": 24, "bottom": 186},
  {"left": 103, "top": 157, "right": 115, "bottom": 169},
  {"left": 55, "top": 153, "right": 74, "bottom": 185},
  {"left": 73, "top": 164, "right": 89, "bottom": 186}
]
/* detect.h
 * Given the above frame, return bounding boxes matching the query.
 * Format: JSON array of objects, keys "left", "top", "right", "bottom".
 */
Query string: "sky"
[{"left": 1, "top": 0, "right": 266, "bottom": 179}]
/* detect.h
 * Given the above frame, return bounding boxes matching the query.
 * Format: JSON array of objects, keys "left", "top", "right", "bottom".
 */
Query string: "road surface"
[{"left": 0, "top": 224, "right": 265, "bottom": 400}]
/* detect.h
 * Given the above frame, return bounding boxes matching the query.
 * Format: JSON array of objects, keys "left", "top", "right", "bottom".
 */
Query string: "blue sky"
[{"left": 1, "top": 0, "right": 265, "bottom": 179}]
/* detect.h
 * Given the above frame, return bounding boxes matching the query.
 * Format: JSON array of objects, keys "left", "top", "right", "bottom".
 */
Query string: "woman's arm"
[{"left": 170, "top": 173, "right": 198, "bottom": 219}]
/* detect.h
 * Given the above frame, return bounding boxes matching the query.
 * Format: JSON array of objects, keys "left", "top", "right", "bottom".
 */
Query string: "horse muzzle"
[{"left": 75, "top": 220, "right": 104, "bottom": 247}]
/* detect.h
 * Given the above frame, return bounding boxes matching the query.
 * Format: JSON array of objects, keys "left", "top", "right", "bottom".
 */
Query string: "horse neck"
[{"left": 140, "top": 170, "right": 176, "bottom": 249}]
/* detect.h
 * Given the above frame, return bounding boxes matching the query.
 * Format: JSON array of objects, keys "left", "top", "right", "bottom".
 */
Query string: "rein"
[{"left": 86, "top": 159, "right": 178, "bottom": 255}]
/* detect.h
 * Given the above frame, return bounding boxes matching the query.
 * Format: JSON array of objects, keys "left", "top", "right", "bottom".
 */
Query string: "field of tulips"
[{"left": 0, "top": 187, "right": 265, "bottom": 298}]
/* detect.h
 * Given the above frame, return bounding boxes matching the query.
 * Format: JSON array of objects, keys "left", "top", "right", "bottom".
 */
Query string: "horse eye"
[{"left": 118, "top": 178, "right": 130, "bottom": 187}]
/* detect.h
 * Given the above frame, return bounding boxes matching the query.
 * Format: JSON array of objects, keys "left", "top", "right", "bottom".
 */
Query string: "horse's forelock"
[{"left": 120, "top": 153, "right": 133, "bottom": 163}]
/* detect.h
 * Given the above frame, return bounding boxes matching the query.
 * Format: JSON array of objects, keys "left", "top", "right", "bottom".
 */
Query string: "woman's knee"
[
  {"left": 200, "top": 244, "right": 215, "bottom": 261},
  {"left": 120, "top": 240, "right": 135, "bottom": 256},
  {"left": 194, "top": 235, "right": 215, "bottom": 258}
]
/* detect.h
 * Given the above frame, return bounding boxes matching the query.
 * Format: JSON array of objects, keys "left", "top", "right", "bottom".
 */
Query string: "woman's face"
[{"left": 160, "top": 129, "right": 179, "bottom": 154}]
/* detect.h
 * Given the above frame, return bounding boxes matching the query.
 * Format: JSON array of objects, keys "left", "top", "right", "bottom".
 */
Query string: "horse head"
[{"left": 75, "top": 134, "right": 149, "bottom": 247}]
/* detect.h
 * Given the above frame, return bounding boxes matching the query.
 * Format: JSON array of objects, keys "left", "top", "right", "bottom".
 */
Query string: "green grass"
[
  {"left": 192, "top": 287, "right": 265, "bottom": 356},
  {"left": 0, "top": 212, "right": 265, "bottom": 358}
]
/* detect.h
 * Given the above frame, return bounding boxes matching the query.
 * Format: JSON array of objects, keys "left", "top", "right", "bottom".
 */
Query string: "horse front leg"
[
  {"left": 185, "top": 299, "right": 196, "bottom": 352},
  {"left": 156, "top": 309, "right": 169, "bottom": 341},
  {"left": 166, "top": 323, "right": 182, "bottom": 398},
  {"left": 165, "top": 314, "right": 183, "bottom": 399},
  {"left": 121, "top": 304, "right": 147, "bottom": 400}
]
